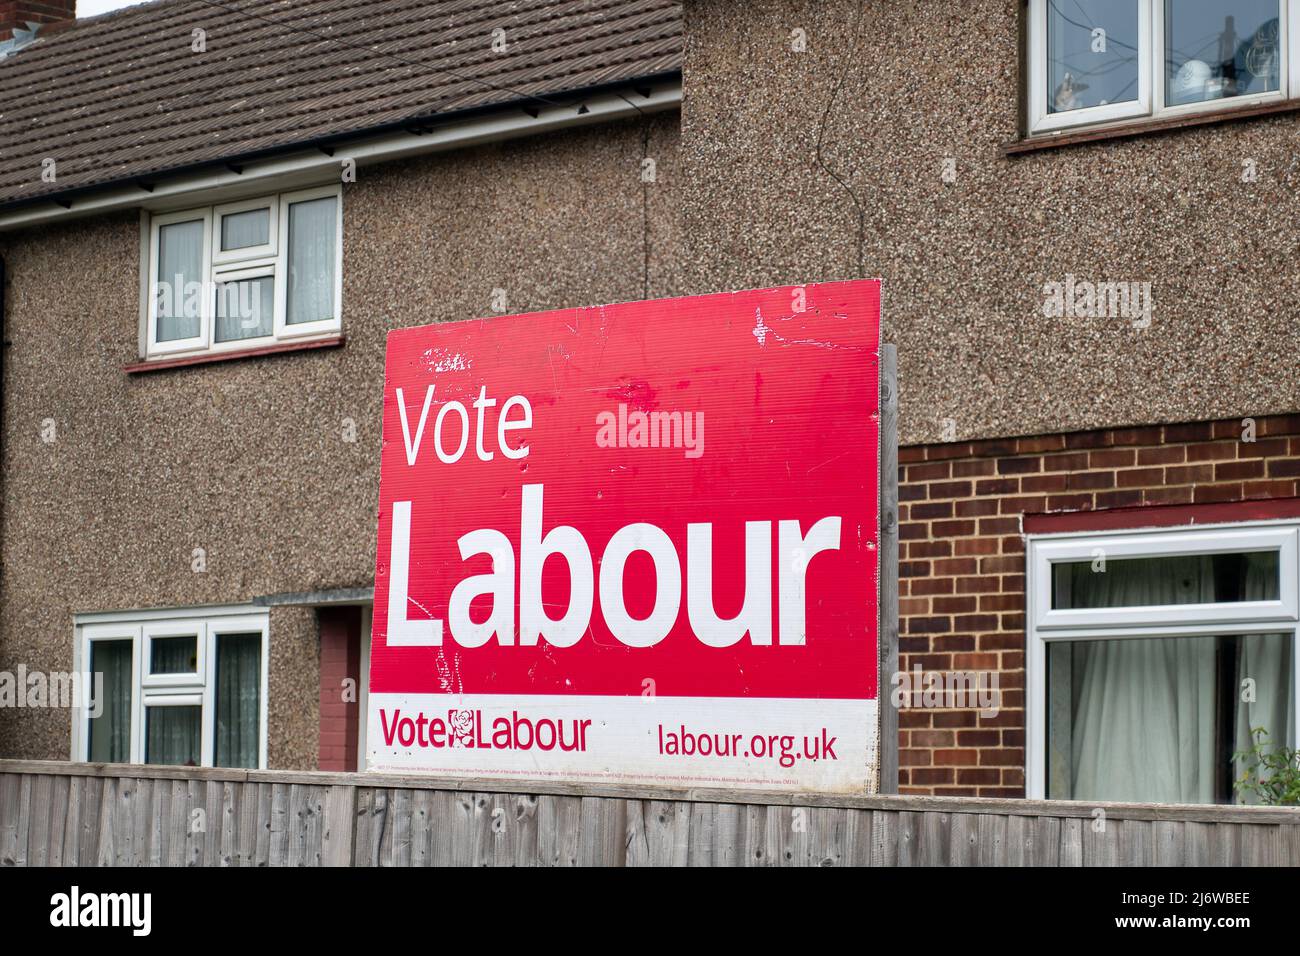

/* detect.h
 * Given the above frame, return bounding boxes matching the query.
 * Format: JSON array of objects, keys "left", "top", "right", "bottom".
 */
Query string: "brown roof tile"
[{"left": 0, "top": 0, "right": 682, "bottom": 209}]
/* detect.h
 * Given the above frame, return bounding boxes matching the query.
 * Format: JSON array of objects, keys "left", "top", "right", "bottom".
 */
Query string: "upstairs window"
[
  {"left": 146, "top": 186, "right": 341, "bottom": 359},
  {"left": 1027, "top": 1, "right": 1292, "bottom": 135}
]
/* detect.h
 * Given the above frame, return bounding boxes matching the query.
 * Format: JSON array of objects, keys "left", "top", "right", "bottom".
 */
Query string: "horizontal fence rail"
[{"left": 1, "top": 760, "right": 1298, "bottom": 866}]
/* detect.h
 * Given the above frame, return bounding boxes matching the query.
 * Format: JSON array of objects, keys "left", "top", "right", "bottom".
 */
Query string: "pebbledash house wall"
[
  {"left": 0, "top": 114, "right": 681, "bottom": 768},
  {"left": 676, "top": 0, "right": 1300, "bottom": 445}
]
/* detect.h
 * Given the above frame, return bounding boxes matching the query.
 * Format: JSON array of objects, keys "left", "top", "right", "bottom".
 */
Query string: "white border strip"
[{"left": 75, "top": 603, "right": 268, "bottom": 626}]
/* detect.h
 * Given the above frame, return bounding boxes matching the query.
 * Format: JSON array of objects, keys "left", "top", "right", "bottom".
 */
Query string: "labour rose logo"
[{"left": 448, "top": 709, "right": 474, "bottom": 747}]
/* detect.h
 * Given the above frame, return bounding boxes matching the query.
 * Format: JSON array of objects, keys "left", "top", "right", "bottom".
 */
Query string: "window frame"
[
  {"left": 147, "top": 207, "right": 212, "bottom": 356},
  {"left": 205, "top": 615, "right": 272, "bottom": 770},
  {"left": 82, "top": 623, "right": 141, "bottom": 764},
  {"left": 211, "top": 196, "right": 278, "bottom": 266},
  {"left": 1026, "top": 519, "right": 1300, "bottom": 799},
  {"left": 143, "top": 185, "right": 342, "bottom": 361},
  {"left": 1027, "top": 0, "right": 1293, "bottom": 135},
  {"left": 73, "top": 607, "right": 269, "bottom": 769},
  {"left": 140, "top": 692, "right": 207, "bottom": 767},
  {"left": 1152, "top": 0, "right": 1291, "bottom": 120},
  {"left": 275, "top": 185, "right": 345, "bottom": 341},
  {"left": 1028, "top": 0, "right": 1154, "bottom": 133},
  {"left": 210, "top": 263, "right": 277, "bottom": 351},
  {"left": 141, "top": 619, "right": 205, "bottom": 688},
  {"left": 1032, "top": 525, "right": 1299, "bottom": 630}
]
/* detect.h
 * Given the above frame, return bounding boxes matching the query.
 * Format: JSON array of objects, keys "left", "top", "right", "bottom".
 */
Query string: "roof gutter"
[{"left": 0, "top": 74, "right": 681, "bottom": 233}]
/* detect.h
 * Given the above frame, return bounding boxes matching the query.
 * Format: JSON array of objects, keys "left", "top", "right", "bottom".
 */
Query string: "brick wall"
[
  {"left": 0, "top": 1, "right": 74, "bottom": 41},
  {"left": 896, "top": 413, "right": 1300, "bottom": 797},
  {"left": 318, "top": 607, "right": 362, "bottom": 772}
]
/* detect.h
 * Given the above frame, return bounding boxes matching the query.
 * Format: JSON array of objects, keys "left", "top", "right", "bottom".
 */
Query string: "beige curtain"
[
  {"left": 1049, "top": 552, "right": 1294, "bottom": 804},
  {"left": 1052, "top": 557, "right": 1217, "bottom": 803}
]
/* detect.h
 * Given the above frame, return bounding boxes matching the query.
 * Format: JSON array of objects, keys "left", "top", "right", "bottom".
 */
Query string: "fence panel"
[{"left": 0, "top": 760, "right": 1296, "bottom": 867}]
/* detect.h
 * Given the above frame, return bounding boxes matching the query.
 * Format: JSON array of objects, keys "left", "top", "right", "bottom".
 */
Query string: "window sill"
[
  {"left": 1003, "top": 100, "right": 1300, "bottom": 156},
  {"left": 125, "top": 334, "right": 344, "bottom": 374}
]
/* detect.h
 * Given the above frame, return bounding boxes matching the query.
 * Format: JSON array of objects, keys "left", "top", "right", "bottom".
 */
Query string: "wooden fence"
[{"left": 1, "top": 759, "right": 1298, "bottom": 866}]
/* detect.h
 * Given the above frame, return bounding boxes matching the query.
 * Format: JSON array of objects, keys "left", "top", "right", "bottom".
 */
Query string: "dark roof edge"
[{"left": 0, "top": 68, "right": 682, "bottom": 216}]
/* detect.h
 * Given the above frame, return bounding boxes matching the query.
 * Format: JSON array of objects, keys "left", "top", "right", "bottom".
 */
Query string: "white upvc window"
[
  {"left": 145, "top": 186, "right": 342, "bottom": 359},
  {"left": 141, "top": 619, "right": 205, "bottom": 688},
  {"left": 1028, "top": 0, "right": 1293, "bottom": 135},
  {"left": 1027, "top": 521, "right": 1300, "bottom": 804},
  {"left": 148, "top": 207, "right": 212, "bottom": 355},
  {"left": 73, "top": 606, "right": 269, "bottom": 769},
  {"left": 212, "top": 195, "right": 278, "bottom": 266}
]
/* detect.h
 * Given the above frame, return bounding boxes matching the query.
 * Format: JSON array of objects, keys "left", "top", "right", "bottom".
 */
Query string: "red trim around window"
[
  {"left": 124, "top": 334, "right": 344, "bottom": 374},
  {"left": 1024, "top": 497, "right": 1300, "bottom": 535}
]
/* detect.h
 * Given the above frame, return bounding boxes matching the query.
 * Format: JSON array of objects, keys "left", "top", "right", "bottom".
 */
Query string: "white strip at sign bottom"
[{"left": 368, "top": 694, "right": 878, "bottom": 792}]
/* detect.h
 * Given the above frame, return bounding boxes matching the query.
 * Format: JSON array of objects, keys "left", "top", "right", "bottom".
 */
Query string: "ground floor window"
[
  {"left": 75, "top": 607, "right": 268, "bottom": 769},
  {"left": 1028, "top": 524, "right": 1299, "bottom": 803}
]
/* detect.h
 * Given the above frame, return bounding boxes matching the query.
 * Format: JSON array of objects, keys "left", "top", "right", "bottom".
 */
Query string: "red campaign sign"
[{"left": 368, "top": 281, "right": 881, "bottom": 792}]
